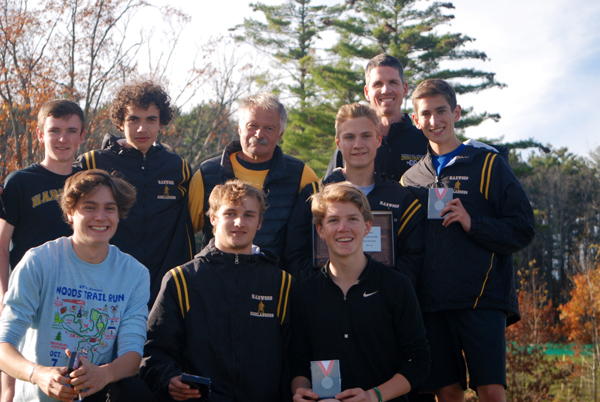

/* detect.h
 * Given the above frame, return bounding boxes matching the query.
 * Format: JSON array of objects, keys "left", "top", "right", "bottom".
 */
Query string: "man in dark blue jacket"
[{"left": 188, "top": 92, "right": 318, "bottom": 268}]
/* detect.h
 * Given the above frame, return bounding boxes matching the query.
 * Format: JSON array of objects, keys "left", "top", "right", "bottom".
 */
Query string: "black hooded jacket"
[
  {"left": 74, "top": 134, "right": 196, "bottom": 306},
  {"left": 401, "top": 140, "right": 535, "bottom": 325},
  {"left": 140, "top": 240, "right": 294, "bottom": 402}
]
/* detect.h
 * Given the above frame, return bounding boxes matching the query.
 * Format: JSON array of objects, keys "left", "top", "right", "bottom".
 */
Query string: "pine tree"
[
  {"left": 229, "top": 0, "right": 506, "bottom": 170},
  {"left": 55, "top": 331, "right": 62, "bottom": 341},
  {"left": 324, "top": 0, "right": 505, "bottom": 129},
  {"left": 230, "top": 0, "right": 331, "bottom": 108}
]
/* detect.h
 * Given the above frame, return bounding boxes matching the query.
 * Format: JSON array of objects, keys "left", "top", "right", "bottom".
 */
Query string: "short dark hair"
[
  {"left": 335, "top": 103, "right": 381, "bottom": 138},
  {"left": 37, "top": 99, "right": 85, "bottom": 133},
  {"left": 60, "top": 169, "right": 137, "bottom": 222},
  {"left": 110, "top": 81, "right": 174, "bottom": 129},
  {"left": 310, "top": 182, "right": 373, "bottom": 227},
  {"left": 365, "top": 53, "right": 405, "bottom": 85},
  {"left": 411, "top": 79, "right": 457, "bottom": 115},
  {"left": 207, "top": 179, "right": 267, "bottom": 232}
]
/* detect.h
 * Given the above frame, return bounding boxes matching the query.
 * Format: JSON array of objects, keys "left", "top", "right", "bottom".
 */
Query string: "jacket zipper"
[
  {"left": 234, "top": 254, "right": 240, "bottom": 400},
  {"left": 142, "top": 153, "right": 147, "bottom": 263}
]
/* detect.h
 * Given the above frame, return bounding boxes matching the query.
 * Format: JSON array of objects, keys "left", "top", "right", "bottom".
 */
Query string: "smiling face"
[
  {"left": 364, "top": 66, "right": 408, "bottom": 121},
  {"left": 68, "top": 186, "right": 119, "bottom": 251},
  {"left": 210, "top": 196, "right": 263, "bottom": 255},
  {"left": 238, "top": 106, "right": 283, "bottom": 163},
  {"left": 336, "top": 117, "right": 382, "bottom": 172},
  {"left": 37, "top": 115, "right": 85, "bottom": 166},
  {"left": 316, "top": 201, "right": 372, "bottom": 260},
  {"left": 120, "top": 104, "right": 162, "bottom": 154},
  {"left": 412, "top": 94, "right": 462, "bottom": 155}
]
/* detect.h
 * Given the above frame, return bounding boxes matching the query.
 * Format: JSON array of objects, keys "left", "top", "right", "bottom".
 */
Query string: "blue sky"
[{"left": 144, "top": 0, "right": 600, "bottom": 159}]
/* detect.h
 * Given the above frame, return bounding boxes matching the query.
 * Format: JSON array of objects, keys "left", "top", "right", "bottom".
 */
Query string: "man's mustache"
[{"left": 249, "top": 137, "right": 269, "bottom": 146}]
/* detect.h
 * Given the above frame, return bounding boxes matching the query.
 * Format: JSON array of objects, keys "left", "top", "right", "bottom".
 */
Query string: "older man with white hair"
[{"left": 188, "top": 92, "right": 318, "bottom": 267}]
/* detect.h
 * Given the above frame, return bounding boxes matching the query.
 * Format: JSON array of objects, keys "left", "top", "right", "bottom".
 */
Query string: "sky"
[{"left": 140, "top": 0, "right": 600, "bottom": 159}]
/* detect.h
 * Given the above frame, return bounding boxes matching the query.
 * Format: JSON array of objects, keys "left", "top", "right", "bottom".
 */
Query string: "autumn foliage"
[
  {"left": 506, "top": 266, "right": 575, "bottom": 401},
  {"left": 561, "top": 266, "right": 600, "bottom": 347}
]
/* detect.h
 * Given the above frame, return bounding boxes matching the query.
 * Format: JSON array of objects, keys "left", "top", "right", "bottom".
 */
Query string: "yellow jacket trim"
[
  {"left": 473, "top": 253, "right": 495, "bottom": 309},
  {"left": 480, "top": 153, "right": 497, "bottom": 200},
  {"left": 177, "top": 159, "right": 190, "bottom": 195},
  {"left": 277, "top": 271, "right": 292, "bottom": 325},
  {"left": 84, "top": 151, "right": 97, "bottom": 170},
  {"left": 170, "top": 266, "right": 190, "bottom": 318},
  {"left": 398, "top": 199, "right": 422, "bottom": 236}
]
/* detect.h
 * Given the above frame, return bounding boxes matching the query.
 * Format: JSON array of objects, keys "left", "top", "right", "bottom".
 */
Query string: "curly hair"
[
  {"left": 60, "top": 169, "right": 137, "bottom": 222},
  {"left": 110, "top": 81, "right": 174, "bottom": 130}
]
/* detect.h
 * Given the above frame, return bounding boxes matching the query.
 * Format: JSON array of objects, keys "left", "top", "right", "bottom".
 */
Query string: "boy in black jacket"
[
  {"left": 290, "top": 182, "right": 429, "bottom": 402},
  {"left": 75, "top": 81, "right": 195, "bottom": 307},
  {"left": 141, "top": 180, "right": 293, "bottom": 402},
  {"left": 401, "top": 79, "right": 535, "bottom": 402}
]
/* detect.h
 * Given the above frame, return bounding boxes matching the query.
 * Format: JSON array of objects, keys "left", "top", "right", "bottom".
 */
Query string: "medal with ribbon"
[
  {"left": 434, "top": 188, "right": 448, "bottom": 211},
  {"left": 317, "top": 360, "right": 335, "bottom": 389}
]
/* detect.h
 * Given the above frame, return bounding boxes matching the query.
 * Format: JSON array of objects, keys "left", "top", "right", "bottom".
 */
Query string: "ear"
[
  {"left": 78, "top": 130, "right": 86, "bottom": 145},
  {"left": 316, "top": 223, "right": 325, "bottom": 240},
  {"left": 453, "top": 105, "right": 462, "bottom": 122},
  {"left": 257, "top": 219, "right": 262, "bottom": 231},
  {"left": 335, "top": 136, "right": 341, "bottom": 150},
  {"left": 277, "top": 129, "right": 284, "bottom": 142},
  {"left": 363, "top": 220, "right": 372, "bottom": 236},
  {"left": 364, "top": 85, "right": 370, "bottom": 101},
  {"left": 376, "top": 133, "right": 382, "bottom": 147},
  {"left": 36, "top": 127, "right": 44, "bottom": 143},
  {"left": 412, "top": 113, "right": 422, "bottom": 130},
  {"left": 209, "top": 214, "right": 217, "bottom": 227},
  {"left": 402, "top": 81, "right": 408, "bottom": 98}
]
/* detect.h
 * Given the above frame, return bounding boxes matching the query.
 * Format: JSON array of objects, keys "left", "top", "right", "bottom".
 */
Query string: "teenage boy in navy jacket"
[{"left": 402, "top": 79, "right": 535, "bottom": 402}]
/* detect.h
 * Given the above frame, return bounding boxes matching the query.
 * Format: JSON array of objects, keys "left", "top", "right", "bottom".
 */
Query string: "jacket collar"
[
  {"left": 197, "top": 238, "right": 279, "bottom": 267},
  {"left": 323, "top": 168, "right": 387, "bottom": 189},
  {"left": 320, "top": 254, "right": 375, "bottom": 284},
  {"left": 387, "top": 113, "right": 416, "bottom": 141},
  {"left": 101, "top": 133, "right": 165, "bottom": 157}
]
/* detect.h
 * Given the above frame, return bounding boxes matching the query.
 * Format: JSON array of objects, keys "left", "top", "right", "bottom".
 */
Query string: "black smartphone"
[
  {"left": 181, "top": 373, "right": 211, "bottom": 398},
  {"left": 67, "top": 352, "right": 77, "bottom": 376}
]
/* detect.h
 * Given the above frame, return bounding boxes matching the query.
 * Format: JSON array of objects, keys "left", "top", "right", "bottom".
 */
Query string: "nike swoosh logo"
[{"left": 363, "top": 291, "right": 378, "bottom": 298}]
